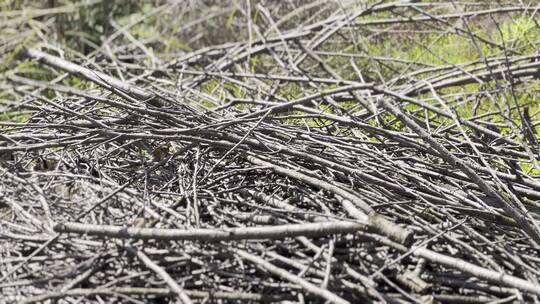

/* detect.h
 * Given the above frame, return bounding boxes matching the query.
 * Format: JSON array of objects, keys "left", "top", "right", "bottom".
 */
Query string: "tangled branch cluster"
[{"left": 2, "top": 1, "right": 540, "bottom": 303}]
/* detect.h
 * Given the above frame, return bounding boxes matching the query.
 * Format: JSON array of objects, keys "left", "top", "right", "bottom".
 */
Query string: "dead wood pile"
[{"left": 2, "top": 1, "right": 540, "bottom": 303}]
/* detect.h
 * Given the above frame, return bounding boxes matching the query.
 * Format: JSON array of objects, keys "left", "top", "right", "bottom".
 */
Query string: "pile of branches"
[{"left": 2, "top": 1, "right": 540, "bottom": 303}]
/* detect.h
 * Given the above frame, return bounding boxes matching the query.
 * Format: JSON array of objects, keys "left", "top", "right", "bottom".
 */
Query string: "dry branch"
[
  {"left": 247, "top": 155, "right": 414, "bottom": 245},
  {"left": 54, "top": 221, "right": 367, "bottom": 241},
  {"left": 235, "top": 249, "right": 350, "bottom": 304},
  {"left": 412, "top": 247, "right": 540, "bottom": 296},
  {"left": 19, "top": 287, "right": 290, "bottom": 303},
  {"left": 19, "top": 48, "right": 155, "bottom": 101},
  {"left": 125, "top": 245, "right": 193, "bottom": 304}
]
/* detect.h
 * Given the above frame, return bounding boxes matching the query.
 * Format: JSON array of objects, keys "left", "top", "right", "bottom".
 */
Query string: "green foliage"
[
  {"left": 520, "top": 161, "right": 540, "bottom": 175},
  {"left": 62, "top": 1, "right": 142, "bottom": 54},
  {"left": 163, "top": 36, "right": 192, "bottom": 53},
  {"left": 249, "top": 55, "right": 260, "bottom": 73},
  {"left": 224, "top": 82, "right": 245, "bottom": 99},
  {"left": 15, "top": 60, "right": 54, "bottom": 81},
  {"left": 226, "top": 7, "right": 237, "bottom": 31},
  {"left": 277, "top": 83, "right": 304, "bottom": 100},
  {"left": 63, "top": 75, "right": 93, "bottom": 90},
  {"left": 409, "top": 33, "right": 480, "bottom": 65},
  {"left": 0, "top": 109, "right": 31, "bottom": 124},
  {"left": 202, "top": 79, "right": 219, "bottom": 95},
  {"left": 496, "top": 16, "right": 540, "bottom": 53}
]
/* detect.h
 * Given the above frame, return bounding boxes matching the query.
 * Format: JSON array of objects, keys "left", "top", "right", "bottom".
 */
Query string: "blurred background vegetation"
[{"left": 2, "top": 0, "right": 540, "bottom": 165}]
